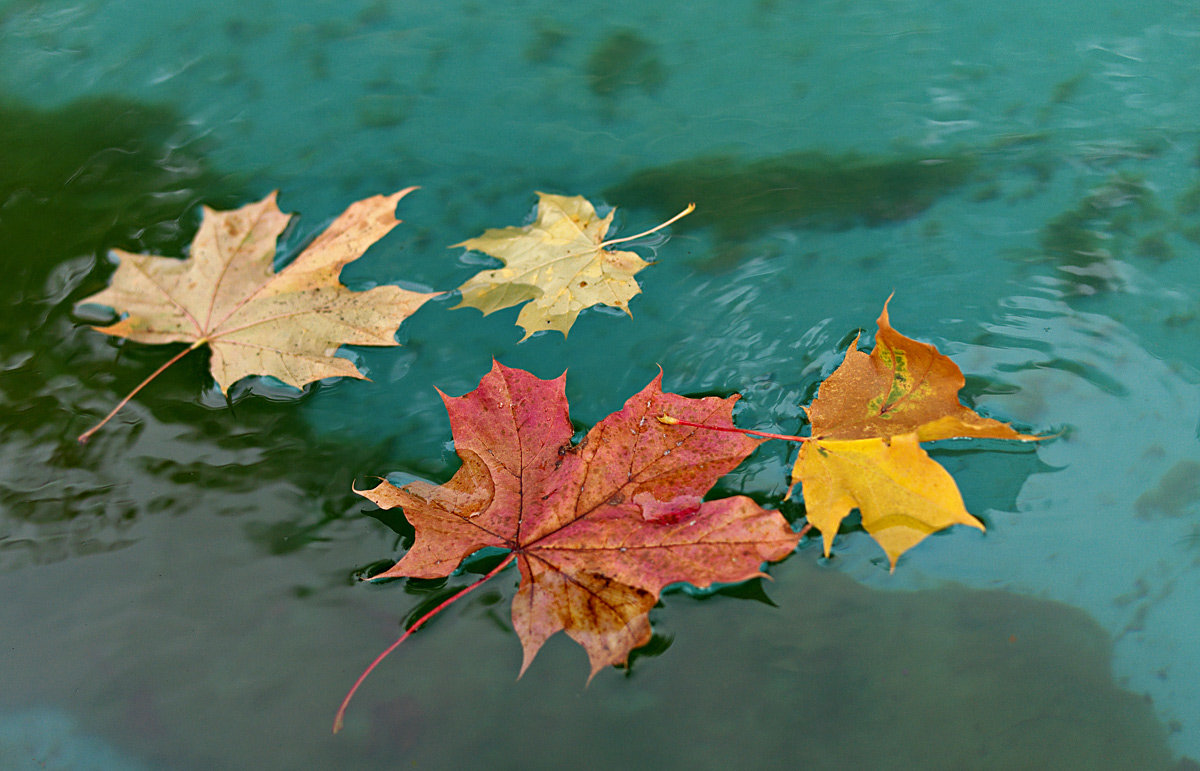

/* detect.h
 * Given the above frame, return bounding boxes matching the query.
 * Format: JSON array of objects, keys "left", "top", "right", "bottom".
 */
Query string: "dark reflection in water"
[
  {"left": 607, "top": 150, "right": 978, "bottom": 235},
  {"left": 605, "top": 149, "right": 979, "bottom": 270},
  {"left": 300, "top": 552, "right": 1183, "bottom": 770},
  {"left": 1, "top": 527, "right": 1185, "bottom": 769},
  {"left": 0, "top": 95, "right": 386, "bottom": 570}
]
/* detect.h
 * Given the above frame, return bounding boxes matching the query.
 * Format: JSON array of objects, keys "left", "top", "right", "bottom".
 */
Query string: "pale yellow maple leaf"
[
  {"left": 452, "top": 192, "right": 692, "bottom": 340},
  {"left": 76, "top": 189, "right": 437, "bottom": 441}
]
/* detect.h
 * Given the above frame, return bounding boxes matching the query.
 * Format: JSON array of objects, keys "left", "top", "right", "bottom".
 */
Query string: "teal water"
[{"left": 3, "top": 1, "right": 1200, "bottom": 767}]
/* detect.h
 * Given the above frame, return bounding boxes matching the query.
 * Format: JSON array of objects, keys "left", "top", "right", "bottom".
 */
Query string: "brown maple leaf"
[
  {"left": 75, "top": 189, "right": 437, "bottom": 441},
  {"left": 335, "top": 361, "right": 798, "bottom": 731},
  {"left": 452, "top": 192, "right": 693, "bottom": 340},
  {"left": 791, "top": 298, "right": 1040, "bottom": 568}
]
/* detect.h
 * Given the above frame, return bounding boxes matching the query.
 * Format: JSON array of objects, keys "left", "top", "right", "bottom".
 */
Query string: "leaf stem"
[
  {"left": 657, "top": 414, "right": 809, "bottom": 443},
  {"left": 77, "top": 339, "right": 207, "bottom": 443},
  {"left": 601, "top": 203, "right": 696, "bottom": 247},
  {"left": 333, "top": 552, "right": 517, "bottom": 735}
]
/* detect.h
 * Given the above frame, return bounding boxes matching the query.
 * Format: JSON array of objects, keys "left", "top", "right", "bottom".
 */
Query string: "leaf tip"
[
  {"left": 876, "top": 291, "right": 901, "bottom": 332},
  {"left": 350, "top": 475, "right": 386, "bottom": 498}
]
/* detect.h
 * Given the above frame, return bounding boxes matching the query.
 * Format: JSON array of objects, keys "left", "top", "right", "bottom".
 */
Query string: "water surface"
[{"left": 3, "top": 1, "right": 1199, "bottom": 767}]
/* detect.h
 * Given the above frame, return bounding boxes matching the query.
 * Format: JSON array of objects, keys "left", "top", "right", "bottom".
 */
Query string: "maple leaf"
[
  {"left": 452, "top": 192, "right": 693, "bottom": 340},
  {"left": 75, "top": 189, "right": 437, "bottom": 441},
  {"left": 791, "top": 298, "right": 1040, "bottom": 568},
  {"left": 657, "top": 298, "right": 1039, "bottom": 570},
  {"left": 335, "top": 361, "right": 798, "bottom": 731}
]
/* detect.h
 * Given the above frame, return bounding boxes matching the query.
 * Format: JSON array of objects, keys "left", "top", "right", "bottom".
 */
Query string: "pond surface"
[{"left": 3, "top": 1, "right": 1200, "bottom": 768}]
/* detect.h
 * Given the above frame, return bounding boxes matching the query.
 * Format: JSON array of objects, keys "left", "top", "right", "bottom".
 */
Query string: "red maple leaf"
[{"left": 336, "top": 361, "right": 799, "bottom": 731}]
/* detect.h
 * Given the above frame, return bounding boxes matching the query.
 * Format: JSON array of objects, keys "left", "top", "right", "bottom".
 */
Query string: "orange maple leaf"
[{"left": 792, "top": 298, "right": 1039, "bottom": 568}]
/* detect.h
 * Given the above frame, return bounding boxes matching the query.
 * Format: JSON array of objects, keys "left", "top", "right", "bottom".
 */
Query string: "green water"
[{"left": 3, "top": 1, "right": 1200, "bottom": 768}]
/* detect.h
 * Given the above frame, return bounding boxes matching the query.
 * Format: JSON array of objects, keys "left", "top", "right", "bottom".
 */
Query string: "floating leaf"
[
  {"left": 453, "top": 192, "right": 692, "bottom": 339},
  {"left": 792, "top": 298, "right": 1039, "bottom": 568},
  {"left": 75, "top": 189, "right": 436, "bottom": 440},
  {"left": 659, "top": 298, "right": 1040, "bottom": 570},
  {"left": 337, "top": 361, "right": 797, "bottom": 731}
]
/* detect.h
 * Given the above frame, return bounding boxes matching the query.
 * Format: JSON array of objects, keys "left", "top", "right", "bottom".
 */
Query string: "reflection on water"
[
  {"left": 1, "top": 95, "right": 228, "bottom": 569},
  {"left": 0, "top": 524, "right": 1182, "bottom": 770},
  {"left": 0, "top": 708, "right": 148, "bottom": 771},
  {"left": 0, "top": 93, "right": 424, "bottom": 769},
  {"left": 0, "top": 93, "right": 393, "bottom": 572},
  {"left": 858, "top": 291, "right": 1200, "bottom": 756},
  {"left": 605, "top": 149, "right": 979, "bottom": 270}
]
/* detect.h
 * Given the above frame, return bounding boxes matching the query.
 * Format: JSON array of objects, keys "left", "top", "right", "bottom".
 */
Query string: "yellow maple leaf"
[
  {"left": 76, "top": 189, "right": 437, "bottom": 441},
  {"left": 791, "top": 297, "right": 1039, "bottom": 569},
  {"left": 452, "top": 192, "right": 692, "bottom": 340},
  {"left": 794, "top": 433, "right": 983, "bottom": 569}
]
